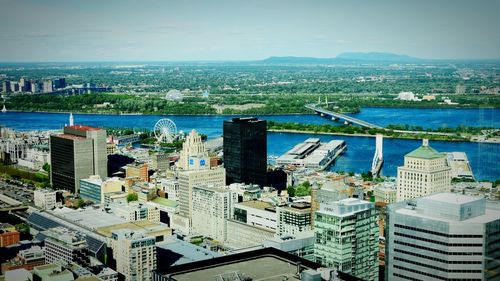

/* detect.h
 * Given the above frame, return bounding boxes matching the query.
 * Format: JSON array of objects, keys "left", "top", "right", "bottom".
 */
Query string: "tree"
[
  {"left": 287, "top": 186, "right": 296, "bottom": 197},
  {"left": 76, "top": 198, "right": 84, "bottom": 209},
  {"left": 42, "top": 163, "right": 50, "bottom": 173},
  {"left": 127, "top": 193, "right": 138, "bottom": 202}
]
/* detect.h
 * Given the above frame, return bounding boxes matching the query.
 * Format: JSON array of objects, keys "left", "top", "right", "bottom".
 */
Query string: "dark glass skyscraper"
[{"left": 223, "top": 117, "right": 267, "bottom": 187}]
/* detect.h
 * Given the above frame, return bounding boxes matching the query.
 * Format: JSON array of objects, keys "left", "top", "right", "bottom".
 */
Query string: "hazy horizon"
[{"left": 1, "top": 0, "right": 499, "bottom": 62}]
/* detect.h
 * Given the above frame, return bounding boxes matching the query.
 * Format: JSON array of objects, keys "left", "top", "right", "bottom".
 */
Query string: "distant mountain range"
[{"left": 258, "top": 52, "right": 423, "bottom": 64}]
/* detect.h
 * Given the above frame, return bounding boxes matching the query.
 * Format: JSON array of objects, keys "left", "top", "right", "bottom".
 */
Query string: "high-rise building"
[
  {"left": 10, "top": 82, "right": 19, "bottom": 92},
  {"left": 314, "top": 198, "right": 378, "bottom": 281},
  {"left": 19, "top": 78, "right": 31, "bottom": 92},
  {"left": 43, "top": 227, "right": 90, "bottom": 267},
  {"left": 2, "top": 81, "right": 11, "bottom": 93},
  {"left": 42, "top": 80, "right": 53, "bottom": 93},
  {"left": 176, "top": 129, "right": 226, "bottom": 229},
  {"left": 191, "top": 185, "right": 236, "bottom": 242},
  {"left": 178, "top": 129, "right": 211, "bottom": 171},
  {"left": 111, "top": 229, "right": 156, "bottom": 281},
  {"left": 223, "top": 117, "right": 267, "bottom": 187},
  {"left": 386, "top": 192, "right": 500, "bottom": 281},
  {"left": 50, "top": 125, "right": 107, "bottom": 194},
  {"left": 177, "top": 168, "right": 226, "bottom": 219},
  {"left": 30, "top": 81, "right": 40, "bottom": 94},
  {"left": 396, "top": 139, "right": 451, "bottom": 201}
]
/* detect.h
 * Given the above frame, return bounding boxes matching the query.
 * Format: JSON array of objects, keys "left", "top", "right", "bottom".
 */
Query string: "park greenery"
[
  {"left": 0, "top": 164, "right": 50, "bottom": 188},
  {"left": 287, "top": 181, "right": 312, "bottom": 197},
  {"left": 266, "top": 121, "right": 490, "bottom": 142},
  {"left": 6, "top": 91, "right": 500, "bottom": 116},
  {"left": 127, "top": 192, "right": 138, "bottom": 202}
]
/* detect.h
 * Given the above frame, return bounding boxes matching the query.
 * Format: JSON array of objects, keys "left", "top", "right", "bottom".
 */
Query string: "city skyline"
[{"left": 1, "top": 0, "right": 500, "bottom": 62}]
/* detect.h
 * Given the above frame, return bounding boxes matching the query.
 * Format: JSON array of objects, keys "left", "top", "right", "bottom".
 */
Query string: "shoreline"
[
  {"left": 3, "top": 110, "right": 315, "bottom": 116},
  {"left": 266, "top": 129, "right": 494, "bottom": 143},
  {"left": 4, "top": 104, "right": 500, "bottom": 116}
]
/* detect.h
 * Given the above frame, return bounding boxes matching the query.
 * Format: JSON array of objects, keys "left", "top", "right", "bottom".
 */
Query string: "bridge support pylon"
[{"left": 371, "top": 134, "right": 384, "bottom": 176}]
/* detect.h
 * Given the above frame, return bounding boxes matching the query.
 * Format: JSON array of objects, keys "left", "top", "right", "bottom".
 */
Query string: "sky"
[{"left": 0, "top": 0, "right": 499, "bottom": 62}]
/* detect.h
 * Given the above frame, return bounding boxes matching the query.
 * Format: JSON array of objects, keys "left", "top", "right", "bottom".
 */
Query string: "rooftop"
[
  {"left": 55, "top": 134, "right": 87, "bottom": 140},
  {"left": 51, "top": 207, "right": 126, "bottom": 230},
  {"left": 151, "top": 197, "right": 179, "bottom": 208},
  {"left": 155, "top": 247, "right": 360, "bottom": 281},
  {"left": 65, "top": 125, "right": 101, "bottom": 131},
  {"left": 156, "top": 236, "right": 222, "bottom": 266},
  {"left": 96, "top": 220, "right": 171, "bottom": 238},
  {"left": 405, "top": 143, "right": 444, "bottom": 159},
  {"left": 424, "top": 192, "right": 479, "bottom": 205},
  {"left": 236, "top": 200, "right": 275, "bottom": 212}
]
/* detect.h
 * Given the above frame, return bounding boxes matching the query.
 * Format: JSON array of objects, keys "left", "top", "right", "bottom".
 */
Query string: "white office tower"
[
  {"left": 176, "top": 129, "right": 225, "bottom": 232},
  {"left": 386, "top": 193, "right": 500, "bottom": 281},
  {"left": 111, "top": 229, "right": 156, "bottom": 281},
  {"left": 178, "top": 129, "right": 211, "bottom": 171},
  {"left": 191, "top": 185, "right": 236, "bottom": 242},
  {"left": 397, "top": 139, "right": 451, "bottom": 201},
  {"left": 314, "top": 198, "right": 379, "bottom": 281}
]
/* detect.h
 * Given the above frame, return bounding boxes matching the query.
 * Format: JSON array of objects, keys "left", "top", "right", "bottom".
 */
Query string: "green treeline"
[
  {"left": 267, "top": 121, "right": 475, "bottom": 141},
  {"left": 6, "top": 92, "right": 499, "bottom": 115}
]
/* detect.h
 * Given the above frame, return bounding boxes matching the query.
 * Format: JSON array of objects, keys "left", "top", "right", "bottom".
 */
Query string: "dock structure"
[
  {"left": 371, "top": 134, "right": 384, "bottom": 176},
  {"left": 276, "top": 138, "right": 346, "bottom": 170},
  {"left": 305, "top": 103, "right": 383, "bottom": 129}
]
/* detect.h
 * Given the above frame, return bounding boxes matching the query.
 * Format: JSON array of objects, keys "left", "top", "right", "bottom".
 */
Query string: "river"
[{"left": 1, "top": 108, "right": 498, "bottom": 180}]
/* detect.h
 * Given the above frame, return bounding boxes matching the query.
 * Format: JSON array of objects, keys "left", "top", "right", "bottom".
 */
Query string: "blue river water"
[{"left": 1, "top": 108, "right": 499, "bottom": 180}]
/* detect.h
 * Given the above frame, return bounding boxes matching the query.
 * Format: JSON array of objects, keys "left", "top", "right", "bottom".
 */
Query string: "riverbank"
[{"left": 267, "top": 129, "right": 477, "bottom": 142}]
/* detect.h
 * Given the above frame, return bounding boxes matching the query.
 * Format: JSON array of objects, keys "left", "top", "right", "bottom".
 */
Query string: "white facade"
[
  {"left": 225, "top": 219, "right": 275, "bottom": 249},
  {"left": 191, "top": 185, "right": 236, "bottom": 242},
  {"left": 43, "top": 227, "right": 89, "bottom": 266},
  {"left": 110, "top": 202, "right": 160, "bottom": 223},
  {"left": 387, "top": 193, "right": 500, "bottom": 281},
  {"left": 177, "top": 167, "right": 226, "bottom": 219},
  {"left": 233, "top": 201, "right": 277, "bottom": 232},
  {"left": 397, "top": 139, "right": 451, "bottom": 201},
  {"left": 111, "top": 229, "right": 156, "bottom": 281},
  {"left": 276, "top": 203, "right": 312, "bottom": 236},
  {"left": 178, "top": 129, "right": 210, "bottom": 171},
  {"left": 374, "top": 182, "right": 397, "bottom": 204},
  {"left": 34, "top": 189, "right": 57, "bottom": 210},
  {"left": 159, "top": 178, "right": 179, "bottom": 201}
]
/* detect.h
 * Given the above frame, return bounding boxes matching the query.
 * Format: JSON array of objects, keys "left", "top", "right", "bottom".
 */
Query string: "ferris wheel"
[{"left": 154, "top": 118, "right": 178, "bottom": 143}]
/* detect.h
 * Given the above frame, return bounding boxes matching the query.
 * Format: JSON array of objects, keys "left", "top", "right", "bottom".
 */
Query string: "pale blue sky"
[{"left": 0, "top": 0, "right": 499, "bottom": 62}]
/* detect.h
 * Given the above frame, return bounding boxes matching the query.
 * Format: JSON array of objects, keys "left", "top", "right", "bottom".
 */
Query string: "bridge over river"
[{"left": 305, "top": 104, "right": 383, "bottom": 129}]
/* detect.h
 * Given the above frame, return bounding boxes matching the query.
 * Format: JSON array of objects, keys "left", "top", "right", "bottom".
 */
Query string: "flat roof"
[
  {"left": 236, "top": 200, "right": 275, "bottom": 212},
  {"left": 51, "top": 207, "right": 125, "bottom": 230},
  {"left": 424, "top": 192, "right": 479, "bottom": 205},
  {"left": 156, "top": 236, "right": 222, "bottom": 265},
  {"left": 151, "top": 197, "right": 179, "bottom": 208},
  {"left": 396, "top": 205, "right": 500, "bottom": 224},
  {"left": 65, "top": 125, "right": 101, "bottom": 131},
  {"left": 54, "top": 134, "right": 87, "bottom": 140},
  {"left": 96, "top": 220, "right": 171, "bottom": 238}
]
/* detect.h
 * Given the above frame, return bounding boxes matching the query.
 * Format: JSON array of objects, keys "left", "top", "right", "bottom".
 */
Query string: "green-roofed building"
[{"left": 397, "top": 139, "right": 451, "bottom": 201}]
